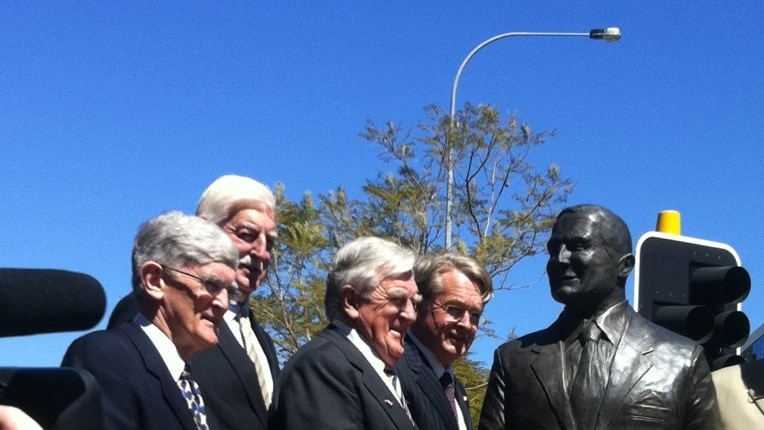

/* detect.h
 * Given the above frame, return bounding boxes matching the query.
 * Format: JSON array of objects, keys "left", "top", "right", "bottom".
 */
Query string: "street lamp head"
[{"left": 589, "top": 27, "right": 622, "bottom": 43}]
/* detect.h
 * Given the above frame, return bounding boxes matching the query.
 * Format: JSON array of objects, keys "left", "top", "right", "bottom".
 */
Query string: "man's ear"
[
  {"left": 618, "top": 253, "right": 635, "bottom": 278},
  {"left": 341, "top": 284, "right": 361, "bottom": 320},
  {"left": 140, "top": 262, "right": 165, "bottom": 302}
]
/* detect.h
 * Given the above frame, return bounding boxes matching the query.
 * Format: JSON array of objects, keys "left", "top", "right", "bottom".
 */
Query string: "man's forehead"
[{"left": 553, "top": 212, "right": 600, "bottom": 237}]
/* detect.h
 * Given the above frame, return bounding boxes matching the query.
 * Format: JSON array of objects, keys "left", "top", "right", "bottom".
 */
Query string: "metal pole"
[{"left": 444, "top": 28, "right": 620, "bottom": 249}]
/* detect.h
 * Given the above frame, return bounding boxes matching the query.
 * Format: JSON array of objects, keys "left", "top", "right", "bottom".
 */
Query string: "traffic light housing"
[{"left": 634, "top": 231, "right": 751, "bottom": 370}]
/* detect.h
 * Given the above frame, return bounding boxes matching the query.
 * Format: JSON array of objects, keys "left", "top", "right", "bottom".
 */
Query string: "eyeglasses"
[
  {"left": 162, "top": 265, "right": 238, "bottom": 299},
  {"left": 433, "top": 303, "right": 483, "bottom": 326}
]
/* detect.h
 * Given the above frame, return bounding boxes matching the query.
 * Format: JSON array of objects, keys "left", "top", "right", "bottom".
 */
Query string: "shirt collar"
[
  {"left": 561, "top": 301, "right": 629, "bottom": 345},
  {"left": 135, "top": 313, "right": 186, "bottom": 381},
  {"left": 333, "top": 320, "right": 388, "bottom": 374},
  {"left": 408, "top": 333, "right": 450, "bottom": 378}
]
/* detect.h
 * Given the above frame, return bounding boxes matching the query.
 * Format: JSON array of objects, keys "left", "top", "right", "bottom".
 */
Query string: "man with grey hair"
[
  {"left": 106, "top": 175, "right": 280, "bottom": 430},
  {"left": 269, "top": 236, "right": 420, "bottom": 430},
  {"left": 62, "top": 211, "right": 239, "bottom": 430},
  {"left": 191, "top": 175, "right": 279, "bottom": 430},
  {"left": 397, "top": 253, "right": 493, "bottom": 430}
]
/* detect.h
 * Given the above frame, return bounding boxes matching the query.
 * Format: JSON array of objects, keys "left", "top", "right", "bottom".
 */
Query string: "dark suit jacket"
[
  {"left": 191, "top": 315, "right": 280, "bottom": 430},
  {"left": 712, "top": 359, "right": 764, "bottom": 429},
  {"left": 479, "top": 305, "right": 720, "bottom": 430},
  {"left": 397, "top": 336, "right": 472, "bottom": 430},
  {"left": 268, "top": 323, "right": 417, "bottom": 430},
  {"left": 61, "top": 322, "right": 203, "bottom": 430}
]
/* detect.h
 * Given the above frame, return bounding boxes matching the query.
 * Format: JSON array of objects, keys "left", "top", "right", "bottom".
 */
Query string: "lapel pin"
[{"left": 384, "top": 399, "right": 393, "bottom": 406}]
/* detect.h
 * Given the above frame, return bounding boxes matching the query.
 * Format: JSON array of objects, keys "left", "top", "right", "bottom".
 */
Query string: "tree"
[{"left": 251, "top": 103, "right": 574, "bottom": 418}]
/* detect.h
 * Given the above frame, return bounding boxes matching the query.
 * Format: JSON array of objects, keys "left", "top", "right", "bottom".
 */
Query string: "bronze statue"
[{"left": 478, "top": 204, "right": 721, "bottom": 429}]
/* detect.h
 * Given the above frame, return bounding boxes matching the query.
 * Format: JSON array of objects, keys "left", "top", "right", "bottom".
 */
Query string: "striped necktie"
[
  {"left": 237, "top": 310, "right": 272, "bottom": 408},
  {"left": 385, "top": 369, "right": 413, "bottom": 423},
  {"left": 178, "top": 363, "right": 209, "bottom": 430}
]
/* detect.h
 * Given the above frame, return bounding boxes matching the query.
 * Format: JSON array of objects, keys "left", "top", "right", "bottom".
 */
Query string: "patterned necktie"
[
  {"left": 439, "top": 372, "right": 458, "bottom": 422},
  {"left": 237, "top": 311, "right": 272, "bottom": 408},
  {"left": 385, "top": 369, "right": 413, "bottom": 423},
  {"left": 178, "top": 363, "right": 209, "bottom": 430}
]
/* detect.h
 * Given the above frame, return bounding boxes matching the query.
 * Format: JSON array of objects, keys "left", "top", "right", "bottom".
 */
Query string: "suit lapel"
[
  {"left": 250, "top": 315, "right": 280, "bottom": 376},
  {"left": 405, "top": 339, "right": 458, "bottom": 430},
  {"left": 596, "top": 308, "right": 652, "bottom": 429},
  {"left": 454, "top": 379, "right": 472, "bottom": 430},
  {"left": 123, "top": 322, "right": 197, "bottom": 430},
  {"left": 529, "top": 340, "right": 576, "bottom": 430},
  {"left": 217, "top": 323, "right": 269, "bottom": 427},
  {"left": 323, "top": 326, "right": 415, "bottom": 429}
]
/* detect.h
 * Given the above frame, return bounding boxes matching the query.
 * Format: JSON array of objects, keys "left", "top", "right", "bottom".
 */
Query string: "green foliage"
[{"left": 252, "top": 104, "right": 574, "bottom": 418}]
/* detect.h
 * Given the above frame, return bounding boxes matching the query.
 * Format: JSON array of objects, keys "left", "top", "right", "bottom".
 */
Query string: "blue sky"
[{"left": 2, "top": 2, "right": 762, "bottom": 368}]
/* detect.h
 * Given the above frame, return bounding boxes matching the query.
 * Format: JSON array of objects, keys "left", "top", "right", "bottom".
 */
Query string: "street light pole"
[{"left": 444, "top": 28, "right": 621, "bottom": 249}]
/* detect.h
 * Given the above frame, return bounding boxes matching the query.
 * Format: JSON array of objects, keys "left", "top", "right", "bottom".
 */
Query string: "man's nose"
[
  {"left": 401, "top": 299, "right": 417, "bottom": 323},
  {"left": 555, "top": 244, "right": 571, "bottom": 264},
  {"left": 249, "top": 234, "right": 271, "bottom": 259}
]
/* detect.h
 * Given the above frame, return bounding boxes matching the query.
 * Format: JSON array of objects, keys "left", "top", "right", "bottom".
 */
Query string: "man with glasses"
[
  {"left": 269, "top": 237, "right": 420, "bottom": 430},
  {"left": 62, "top": 211, "right": 239, "bottom": 430},
  {"left": 397, "top": 253, "right": 493, "bottom": 430},
  {"left": 106, "top": 175, "right": 280, "bottom": 430}
]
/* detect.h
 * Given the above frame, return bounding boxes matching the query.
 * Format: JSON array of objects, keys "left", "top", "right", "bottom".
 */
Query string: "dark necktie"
[
  {"left": 439, "top": 372, "right": 458, "bottom": 422},
  {"left": 178, "top": 363, "right": 209, "bottom": 430},
  {"left": 570, "top": 321, "right": 608, "bottom": 430}
]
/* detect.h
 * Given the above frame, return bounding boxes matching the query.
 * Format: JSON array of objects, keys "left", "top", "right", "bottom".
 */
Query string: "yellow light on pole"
[{"left": 656, "top": 210, "right": 682, "bottom": 235}]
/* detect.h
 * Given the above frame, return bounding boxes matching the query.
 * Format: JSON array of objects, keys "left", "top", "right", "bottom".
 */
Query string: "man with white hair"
[
  {"left": 191, "top": 175, "right": 280, "bottom": 430},
  {"left": 269, "top": 236, "right": 420, "bottom": 430},
  {"left": 107, "top": 175, "right": 279, "bottom": 430}
]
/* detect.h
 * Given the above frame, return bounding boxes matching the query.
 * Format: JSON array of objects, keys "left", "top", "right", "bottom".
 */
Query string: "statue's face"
[{"left": 546, "top": 211, "right": 624, "bottom": 312}]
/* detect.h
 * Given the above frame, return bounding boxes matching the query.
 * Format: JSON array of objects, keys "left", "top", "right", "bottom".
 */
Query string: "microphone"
[{"left": 0, "top": 269, "right": 106, "bottom": 338}]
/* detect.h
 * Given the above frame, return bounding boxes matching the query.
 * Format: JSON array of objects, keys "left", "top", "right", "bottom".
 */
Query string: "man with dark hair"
[
  {"left": 479, "top": 204, "right": 720, "bottom": 429},
  {"left": 269, "top": 237, "right": 420, "bottom": 430},
  {"left": 397, "top": 253, "right": 493, "bottom": 430},
  {"left": 63, "top": 211, "right": 239, "bottom": 430}
]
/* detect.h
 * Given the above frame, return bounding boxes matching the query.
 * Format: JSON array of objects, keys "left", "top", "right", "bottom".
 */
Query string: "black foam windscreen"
[{"left": 0, "top": 269, "right": 106, "bottom": 338}]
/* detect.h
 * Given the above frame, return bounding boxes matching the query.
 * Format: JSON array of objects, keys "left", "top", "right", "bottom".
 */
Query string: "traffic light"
[{"left": 634, "top": 214, "right": 751, "bottom": 370}]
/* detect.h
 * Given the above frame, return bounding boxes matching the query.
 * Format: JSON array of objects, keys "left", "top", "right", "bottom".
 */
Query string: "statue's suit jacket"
[
  {"left": 61, "top": 321, "right": 206, "bottom": 430},
  {"left": 712, "top": 359, "right": 764, "bottom": 429},
  {"left": 268, "top": 323, "right": 417, "bottom": 430},
  {"left": 191, "top": 315, "right": 279, "bottom": 430},
  {"left": 397, "top": 336, "right": 472, "bottom": 430},
  {"left": 478, "top": 305, "right": 720, "bottom": 430}
]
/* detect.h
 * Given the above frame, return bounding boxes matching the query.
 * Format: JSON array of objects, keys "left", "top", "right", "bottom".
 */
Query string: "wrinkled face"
[
  {"left": 355, "top": 271, "right": 420, "bottom": 368},
  {"left": 161, "top": 262, "right": 236, "bottom": 359},
  {"left": 222, "top": 208, "right": 276, "bottom": 302},
  {"left": 415, "top": 269, "right": 483, "bottom": 367},
  {"left": 546, "top": 212, "right": 625, "bottom": 312}
]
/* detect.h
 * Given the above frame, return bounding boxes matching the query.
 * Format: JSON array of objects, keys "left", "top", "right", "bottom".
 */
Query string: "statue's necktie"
[
  {"left": 178, "top": 363, "right": 209, "bottom": 430},
  {"left": 570, "top": 321, "right": 608, "bottom": 430}
]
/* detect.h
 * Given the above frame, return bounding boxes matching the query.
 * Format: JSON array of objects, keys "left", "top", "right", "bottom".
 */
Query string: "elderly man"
[
  {"left": 479, "top": 204, "right": 720, "bottom": 430},
  {"left": 269, "top": 236, "right": 420, "bottom": 430},
  {"left": 191, "top": 175, "right": 280, "bottom": 430},
  {"left": 107, "top": 175, "right": 280, "bottom": 430},
  {"left": 62, "top": 211, "right": 239, "bottom": 430},
  {"left": 397, "top": 253, "right": 493, "bottom": 430}
]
